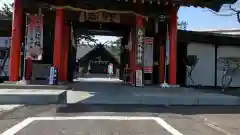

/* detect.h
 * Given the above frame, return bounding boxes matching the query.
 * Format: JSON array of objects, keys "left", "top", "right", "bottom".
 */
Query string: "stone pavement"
[
  {"left": 67, "top": 79, "right": 240, "bottom": 105},
  {"left": 1, "top": 105, "right": 240, "bottom": 135},
  {"left": 0, "top": 76, "right": 239, "bottom": 105},
  {"left": 197, "top": 113, "right": 240, "bottom": 135}
]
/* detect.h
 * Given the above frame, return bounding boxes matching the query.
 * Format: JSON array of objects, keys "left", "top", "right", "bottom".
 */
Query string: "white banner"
[
  {"left": 136, "top": 27, "right": 145, "bottom": 65},
  {"left": 136, "top": 69, "right": 143, "bottom": 87},
  {"left": 71, "top": 24, "right": 76, "bottom": 49},
  {"left": 26, "top": 14, "right": 43, "bottom": 60},
  {"left": 144, "top": 37, "right": 153, "bottom": 73},
  {"left": 128, "top": 30, "right": 132, "bottom": 51},
  {"left": 165, "top": 24, "right": 170, "bottom": 65}
]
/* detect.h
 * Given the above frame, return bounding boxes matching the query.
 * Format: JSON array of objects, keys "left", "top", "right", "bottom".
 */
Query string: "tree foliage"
[
  {"left": 210, "top": 1, "right": 240, "bottom": 23},
  {"left": 0, "top": 3, "right": 12, "bottom": 18},
  {"left": 107, "top": 38, "right": 121, "bottom": 55},
  {"left": 229, "top": 4, "right": 240, "bottom": 23},
  {"left": 178, "top": 21, "right": 188, "bottom": 30},
  {"left": 76, "top": 34, "right": 97, "bottom": 46}
]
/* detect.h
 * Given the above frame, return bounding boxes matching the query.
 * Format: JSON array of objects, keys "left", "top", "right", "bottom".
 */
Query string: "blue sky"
[
  {"left": 178, "top": 3, "right": 240, "bottom": 31},
  {"left": 1, "top": 0, "right": 239, "bottom": 42}
]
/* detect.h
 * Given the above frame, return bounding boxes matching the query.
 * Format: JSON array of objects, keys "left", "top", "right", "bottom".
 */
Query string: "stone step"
[
  {"left": 0, "top": 89, "right": 67, "bottom": 105},
  {"left": 1, "top": 82, "right": 69, "bottom": 90}
]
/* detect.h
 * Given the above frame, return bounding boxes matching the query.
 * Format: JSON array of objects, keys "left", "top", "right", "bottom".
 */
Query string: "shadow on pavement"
[
  {"left": 61, "top": 76, "right": 240, "bottom": 115},
  {"left": 57, "top": 104, "right": 240, "bottom": 115}
]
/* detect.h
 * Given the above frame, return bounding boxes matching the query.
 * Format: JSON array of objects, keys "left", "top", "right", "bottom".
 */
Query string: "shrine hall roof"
[
  {"left": 29, "top": 0, "right": 237, "bottom": 13},
  {"left": 143, "top": 0, "right": 237, "bottom": 11}
]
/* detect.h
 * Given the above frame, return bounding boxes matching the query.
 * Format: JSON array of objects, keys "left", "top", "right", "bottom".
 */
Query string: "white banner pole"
[
  {"left": 18, "top": 14, "right": 28, "bottom": 84},
  {"left": 161, "top": 23, "right": 170, "bottom": 88}
]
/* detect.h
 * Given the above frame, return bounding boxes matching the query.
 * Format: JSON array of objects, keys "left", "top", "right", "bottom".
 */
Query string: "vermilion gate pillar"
[
  {"left": 169, "top": 6, "right": 178, "bottom": 85},
  {"left": 129, "top": 15, "right": 144, "bottom": 86},
  {"left": 9, "top": 0, "right": 23, "bottom": 81},
  {"left": 159, "top": 45, "right": 165, "bottom": 83},
  {"left": 63, "top": 24, "right": 70, "bottom": 81},
  {"left": 53, "top": 8, "right": 64, "bottom": 81}
]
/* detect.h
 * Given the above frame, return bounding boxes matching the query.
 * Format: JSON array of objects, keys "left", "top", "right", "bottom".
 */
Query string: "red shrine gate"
[{"left": 8, "top": 0, "right": 236, "bottom": 86}]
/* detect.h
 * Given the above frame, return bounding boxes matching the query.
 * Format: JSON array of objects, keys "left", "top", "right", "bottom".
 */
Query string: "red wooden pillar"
[
  {"left": 53, "top": 8, "right": 64, "bottom": 81},
  {"left": 129, "top": 16, "right": 144, "bottom": 85},
  {"left": 129, "top": 30, "right": 135, "bottom": 84},
  {"left": 135, "top": 15, "right": 144, "bottom": 72},
  {"left": 9, "top": 0, "right": 23, "bottom": 81},
  {"left": 169, "top": 6, "right": 178, "bottom": 85},
  {"left": 63, "top": 24, "right": 70, "bottom": 81},
  {"left": 159, "top": 45, "right": 165, "bottom": 83}
]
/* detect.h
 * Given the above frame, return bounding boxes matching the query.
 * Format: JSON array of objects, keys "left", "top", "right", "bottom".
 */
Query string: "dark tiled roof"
[
  {"left": 76, "top": 45, "right": 94, "bottom": 60},
  {"left": 178, "top": 30, "right": 240, "bottom": 46},
  {"left": 77, "top": 45, "right": 120, "bottom": 63}
]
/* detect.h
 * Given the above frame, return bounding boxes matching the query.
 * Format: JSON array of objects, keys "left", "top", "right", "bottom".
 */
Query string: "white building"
[{"left": 180, "top": 30, "right": 240, "bottom": 88}]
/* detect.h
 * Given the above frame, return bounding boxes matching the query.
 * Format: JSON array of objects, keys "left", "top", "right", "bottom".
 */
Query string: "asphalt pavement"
[{"left": 0, "top": 105, "right": 240, "bottom": 135}]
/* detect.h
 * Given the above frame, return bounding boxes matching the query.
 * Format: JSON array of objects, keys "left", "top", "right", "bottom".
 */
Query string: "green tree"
[
  {"left": 0, "top": 3, "right": 12, "bottom": 18},
  {"left": 210, "top": 1, "right": 240, "bottom": 23},
  {"left": 76, "top": 34, "right": 97, "bottom": 46},
  {"left": 105, "top": 38, "right": 121, "bottom": 56},
  {"left": 178, "top": 21, "right": 188, "bottom": 30}
]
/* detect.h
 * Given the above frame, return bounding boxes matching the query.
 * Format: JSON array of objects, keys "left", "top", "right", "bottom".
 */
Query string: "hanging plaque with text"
[
  {"left": 79, "top": 11, "right": 120, "bottom": 23},
  {"left": 26, "top": 14, "right": 43, "bottom": 60}
]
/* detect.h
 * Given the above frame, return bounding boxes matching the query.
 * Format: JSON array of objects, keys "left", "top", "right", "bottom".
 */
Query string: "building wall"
[
  {"left": 186, "top": 42, "right": 215, "bottom": 86},
  {"left": 216, "top": 46, "right": 240, "bottom": 87}
]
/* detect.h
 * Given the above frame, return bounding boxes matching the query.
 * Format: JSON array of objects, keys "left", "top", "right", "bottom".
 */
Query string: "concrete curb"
[
  {"left": 0, "top": 84, "right": 69, "bottom": 90},
  {"left": 73, "top": 94, "right": 240, "bottom": 106},
  {"left": 0, "top": 90, "right": 67, "bottom": 105}
]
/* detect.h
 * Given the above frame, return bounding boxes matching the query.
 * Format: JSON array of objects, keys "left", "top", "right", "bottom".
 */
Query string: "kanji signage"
[
  {"left": 79, "top": 11, "right": 120, "bottom": 23},
  {"left": 136, "top": 69, "right": 143, "bottom": 87},
  {"left": 136, "top": 27, "right": 145, "bottom": 66},
  {"left": 90, "top": 56, "right": 109, "bottom": 64},
  {"left": 26, "top": 14, "right": 43, "bottom": 60}
]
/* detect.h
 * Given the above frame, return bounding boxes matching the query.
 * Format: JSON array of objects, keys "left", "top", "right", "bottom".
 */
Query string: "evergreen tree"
[
  {"left": 210, "top": 1, "right": 240, "bottom": 23},
  {"left": 0, "top": 3, "right": 12, "bottom": 18}
]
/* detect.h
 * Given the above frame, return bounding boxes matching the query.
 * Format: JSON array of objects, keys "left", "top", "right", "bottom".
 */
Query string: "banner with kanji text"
[{"left": 26, "top": 14, "right": 43, "bottom": 60}]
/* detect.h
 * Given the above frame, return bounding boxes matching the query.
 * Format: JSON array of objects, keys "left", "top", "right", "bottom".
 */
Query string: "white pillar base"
[
  {"left": 17, "top": 78, "right": 30, "bottom": 85},
  {"left": 160, "top": 81, "right": 180, "bottom": 88},
  {"left": 160, "top": 82, "right": 170, "bottom": 88}
]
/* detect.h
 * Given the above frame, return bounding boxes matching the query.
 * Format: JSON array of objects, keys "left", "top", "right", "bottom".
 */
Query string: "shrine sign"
[
  {"left": 79, "top": 11, "right": 120, "bottom": 23},
  {"left": 26, "top": 14, "right": 43, "bottom": 60},
  {"left": 144, "top": 37, "right": 154, "bottom": 73},
  {"left": 135, "top": 27, "right": 145, "bottom": 66}
]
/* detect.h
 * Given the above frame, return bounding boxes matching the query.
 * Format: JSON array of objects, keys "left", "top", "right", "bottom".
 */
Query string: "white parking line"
[
  {"left": 1, "top": 116, "right": 184, "bottom": 135},
  {"left": 201, "top": 116, "right": 235, "bottom": 135},
  {"left": 154, "top": 117, "right": 184, "bottom": 135},
  {"left": 1, "top": 118, "right": 35, "bottom": 135}
]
